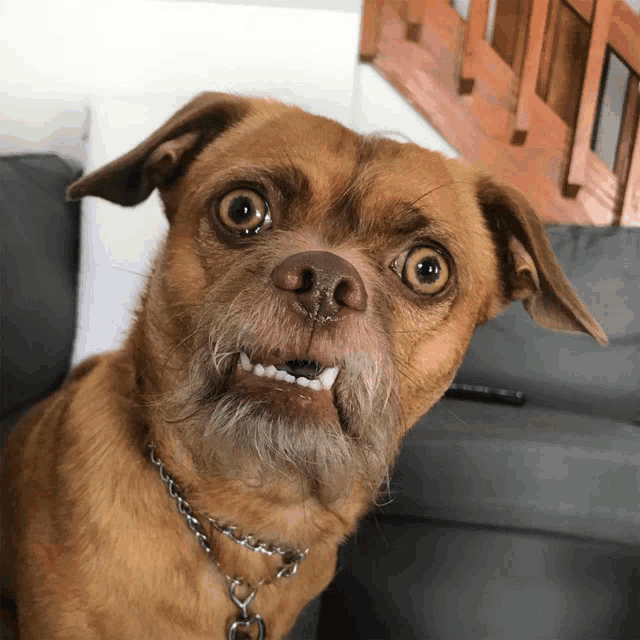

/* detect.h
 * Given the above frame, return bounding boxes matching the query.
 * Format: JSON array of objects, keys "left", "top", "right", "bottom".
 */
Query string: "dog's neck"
[
  {"left": 148, "top": 444, "right": 310, "bottom": 587},
  {"left": 144, "top": 430, "right": 370, "bottom": 546},
  {"left": 141, "top": 433, "right": 368, "bottom": 592}
]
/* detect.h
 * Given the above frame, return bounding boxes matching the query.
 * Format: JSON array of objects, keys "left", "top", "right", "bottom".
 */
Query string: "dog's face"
[{"left": 69, "top": 93, "right": 606, "bottom": 505}]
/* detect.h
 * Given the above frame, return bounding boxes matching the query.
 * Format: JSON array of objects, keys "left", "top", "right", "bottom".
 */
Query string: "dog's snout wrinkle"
[{"left": 272, "top": 251, "right": 367, "bottom": 321}]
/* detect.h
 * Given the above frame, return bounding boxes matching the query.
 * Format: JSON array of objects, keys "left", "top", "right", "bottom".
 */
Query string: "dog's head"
[{"left": 68, "top": 93, "right": 607, "bottom": 504}]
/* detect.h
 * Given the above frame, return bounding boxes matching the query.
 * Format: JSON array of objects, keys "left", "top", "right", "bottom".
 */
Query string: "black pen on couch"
[{"left": 445, "top": 382, "right": 527, "bottom": 406}]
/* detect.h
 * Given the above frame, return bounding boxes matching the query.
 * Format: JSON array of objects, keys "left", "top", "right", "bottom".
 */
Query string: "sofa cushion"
[
  {"left": 0, "top": 154, "right": 83, "bottom": 434},
  {"left": 455, "top": 225, "right": 640, "bottom": 424},
  {"left": 384, "top": 398, "right": 640, "bottom": 546}
]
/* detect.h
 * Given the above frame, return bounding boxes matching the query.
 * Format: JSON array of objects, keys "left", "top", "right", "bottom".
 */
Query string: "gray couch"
[
  {"left": 317, "top": 226, "right": 640, "bottom": 639},
  {"left": 2, "top": 155, "right": 639, "bottom": 639},
  {"left": 1, "top": 154, "right": 83, "bottom": 639}
]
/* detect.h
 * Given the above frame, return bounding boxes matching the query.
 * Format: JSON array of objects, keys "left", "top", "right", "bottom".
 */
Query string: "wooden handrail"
[
  {"left": 512, "top": 0, "right": 550, "bottom": 145},
  {"left": 459, "top": 0, "right": 490, "bottom": 95},
  {"left": 565, "top": 0, "right": 614, "bottom": 198}
]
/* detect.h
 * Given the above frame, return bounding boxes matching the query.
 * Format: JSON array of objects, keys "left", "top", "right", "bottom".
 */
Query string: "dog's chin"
[{"left": 176, "top": 351, "right": 400, "bottom": 505}]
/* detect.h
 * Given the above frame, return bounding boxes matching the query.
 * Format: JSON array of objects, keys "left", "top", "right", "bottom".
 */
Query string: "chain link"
[{"left": 147, "top": 442, "right": 308, "bottom": 591}]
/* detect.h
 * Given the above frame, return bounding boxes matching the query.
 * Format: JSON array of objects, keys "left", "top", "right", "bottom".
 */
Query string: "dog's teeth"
[
  {"left": 319, "top": 366, "right": 339, "bottom": 391},
  {"left": 240, "top": 353, "right": 335, "bottom": 392},
  {"left": 240, "top": 352, "right": 252, "bottom": 372}
]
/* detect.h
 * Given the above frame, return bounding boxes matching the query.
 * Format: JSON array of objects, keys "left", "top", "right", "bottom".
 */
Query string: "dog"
[{"left": 3, "top": 92, "right": 608, "bottom": 639}]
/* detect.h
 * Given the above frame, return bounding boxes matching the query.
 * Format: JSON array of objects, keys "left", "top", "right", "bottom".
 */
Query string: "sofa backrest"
[
  {"left": 454, "top": 225, "right": 640, "bottom": 424},
  {"left": 0, "top": 154, "right": 83, "bottom": 438}
]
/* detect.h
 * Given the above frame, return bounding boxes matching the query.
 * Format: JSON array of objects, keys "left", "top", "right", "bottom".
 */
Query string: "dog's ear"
[
  {"left": 66, "top": 92, "right": 252, "bottom": 211},
  {"left": 476, "top": 174, "right": 608, "bottom": 345}
]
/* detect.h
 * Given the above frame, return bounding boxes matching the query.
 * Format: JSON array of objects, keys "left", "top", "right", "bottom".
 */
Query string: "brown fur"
[{"left": 3, "top": 93, "right": 608, "bottom": 639}]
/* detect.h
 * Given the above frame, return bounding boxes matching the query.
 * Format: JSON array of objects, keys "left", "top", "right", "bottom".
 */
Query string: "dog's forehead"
[
  {"left": 217, "top": 107, "right": 362, "bottom": 174},
  {"left": 198, "top": 106, "right": 486, "bottom": 249},
  {"left": 351, "top": 138, "right": 476, "bottom": 225},
  {"left": 219, "top": 108, "right": 477, "bottom": 205}
]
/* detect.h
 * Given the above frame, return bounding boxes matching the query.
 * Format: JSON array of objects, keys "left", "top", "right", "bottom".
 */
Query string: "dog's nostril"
[
  {"left": 334, "top": 280, "right": 349, "bottom": 307},
  {"left": 334, "top": 278, "right": 366, "bottom": 311},
  {"left": 296, "top": 269, "right": 314, "bottom": 294}
]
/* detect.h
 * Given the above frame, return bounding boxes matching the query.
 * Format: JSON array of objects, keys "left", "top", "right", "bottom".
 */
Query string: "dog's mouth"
[
  {"left": 196, "top": 342, "right": 396, "bottom": 501},
  {"left": 238, "top": 352, "right": 339, "bottom": 391},
  {"left": 227, "top": 348, "right": 344, "bottom": 428}
]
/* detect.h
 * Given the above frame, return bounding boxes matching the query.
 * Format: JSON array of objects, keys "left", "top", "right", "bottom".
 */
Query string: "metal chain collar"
[{"left": 148, "top": 443, "right": 308, "bottom": 640}]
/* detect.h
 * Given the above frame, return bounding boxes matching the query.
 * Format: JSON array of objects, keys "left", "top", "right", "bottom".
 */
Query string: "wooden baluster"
[
  {"left": 406, "top": 0, "right": 427, "bottom": 42},
  {"left": 360, "top": 0, "right": 384, "bottom": 62},
  {"left": 613, "top": 75, "right": 639, "bottom": 179},
  {"left": 565, "top": 0, "right": 615, "bottom": 198},
  {"left": 511, "top": 0, "right": 550, "bottom": 145},
  {"left": 459, "top": 0, "right": 490, "bottom": 95},
  {"left": 613, "top": 75, "right": 639, "bottom": 224},
  {"left": 620, "top": 116, "right": 640, "bottom": 226},
  {"left": 536, "top": 0, "right": 560, "bottom": 103}
]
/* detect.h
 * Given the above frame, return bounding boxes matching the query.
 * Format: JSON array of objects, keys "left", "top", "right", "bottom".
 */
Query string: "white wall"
[
  {"left": 2, "top": 0, "right": 360, "bottom": 115},
  {"left": 352, "top": 65, "right": 458, "bottom": 156},
  {"left": 0, "top": 0, "right": 460, "bottom": 363}
]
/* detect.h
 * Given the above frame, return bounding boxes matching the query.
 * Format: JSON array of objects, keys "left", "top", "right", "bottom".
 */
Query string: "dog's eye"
[
  {"left": 218, "top": 189, "right": 271, "bottom": 235},
  {"left": 396, "top": 246, "right": 450, "bottom": 295}
]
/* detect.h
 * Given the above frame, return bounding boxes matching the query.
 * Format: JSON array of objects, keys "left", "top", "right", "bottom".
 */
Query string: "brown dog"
[{"left": 4, "top": 93, "right": 607, "bottom": 639}]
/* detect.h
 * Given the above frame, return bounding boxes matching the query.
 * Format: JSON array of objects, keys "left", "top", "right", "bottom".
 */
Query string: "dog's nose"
[{"left": 272, "top": 251, "right": 367, "bottom": 320}]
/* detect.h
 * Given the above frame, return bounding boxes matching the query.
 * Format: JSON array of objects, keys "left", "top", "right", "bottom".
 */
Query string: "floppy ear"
[
  {"left": 476, "top": 174, "right": 608, "bottom": 346},
  {"left": 66, "top": 92, "right": 252, "bottom": 215}
]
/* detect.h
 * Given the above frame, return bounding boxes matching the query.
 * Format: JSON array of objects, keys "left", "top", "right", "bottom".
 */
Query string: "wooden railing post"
[
  {"left": 565, "top": 0, "right": 614, "bottom": 198},
  {"left": 360, "top": 0, "right": 384, "bottom": 62},
  {"left": 511, "top": 0, "right": 550, "bottom": 145},
  {"left": 459, "top": 0, "right": 490, "bottom": 95}
]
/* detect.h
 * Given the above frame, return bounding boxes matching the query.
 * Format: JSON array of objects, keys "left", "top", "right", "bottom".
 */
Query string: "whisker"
[
  {"left": 408, "top": 180, "right": 467, "bottom": 209},
  {"left": 441, "top": 400, "right": 471, "bottom": 428},
  {"left": 100, "top": 263, "right": 158, "bottom": 280}
]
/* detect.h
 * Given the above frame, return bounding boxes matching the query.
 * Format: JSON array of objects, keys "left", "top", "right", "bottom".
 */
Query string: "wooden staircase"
[{"left": 360, "top": 0, "right": 640, "bottom": 226}]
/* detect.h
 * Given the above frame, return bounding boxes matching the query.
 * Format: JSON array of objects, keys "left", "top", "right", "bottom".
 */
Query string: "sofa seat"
[
  {"left": 323, "top": 519, "right": 640, "bottom": 640},
  {"left": 393, "top": 399, "right": 640, "bottom": 545},
  {"left": 318, "top": 398, "right": 640, "bottom": 639}
]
